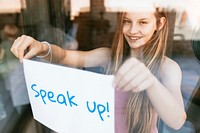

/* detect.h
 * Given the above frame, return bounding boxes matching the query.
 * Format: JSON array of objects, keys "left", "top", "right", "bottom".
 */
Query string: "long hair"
[{"left": 107, "top": 8, "right": 169, "bottom": 133}]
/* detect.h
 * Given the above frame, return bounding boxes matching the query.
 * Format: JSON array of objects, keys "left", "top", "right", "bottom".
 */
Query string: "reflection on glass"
[
  {"left": 0, "top": 0, "right": 200, "bottom": 133},
  {"left": 0, "top": 94, "right": 6, "bottom": 120}
]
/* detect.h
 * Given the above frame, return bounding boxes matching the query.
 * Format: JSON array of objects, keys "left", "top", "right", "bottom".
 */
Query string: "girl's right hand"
[{"left": 11, "top": 35, "right": 48, "bottom": 63}]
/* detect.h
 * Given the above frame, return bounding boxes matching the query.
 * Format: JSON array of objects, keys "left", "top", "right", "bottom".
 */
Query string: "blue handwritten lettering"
[
  {"left": 106, "top": 102, "right": 110, "bottom": 117},
  {"left": 67, "top": 91, "right": 78, "bottom": 107},
  {"left": 30, "top": 84, "right": 78, "bottom": 107},
  {"left": 31, "top": 84, "right": 39, "bottom": 97},
  {"left": 86, "top": 101, "right": 110, "bottom": 121},
  {"left": 48, "top": 91, "right": 56, "bottom": 103},
  {"left": 40, "top": 89, "right": 47, "bottom": 104},
  {"left": 86, "top": 101, "right": 96, "bottom": 113},
  {"left": 97, "top": 104, "right": 106, "bottom": 121},
  {"left": 57, "top": 94, "right": 67, "bottom": 105},
  {"left": 30, "top": 84, "right": 112, "bottom": 121}
]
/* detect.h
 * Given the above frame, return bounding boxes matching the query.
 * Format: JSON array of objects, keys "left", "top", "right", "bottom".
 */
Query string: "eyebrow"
[
  {"left": 139, "top": 18, "right": 150, "bottom": 21},
  {"left": 123, "top": 16, "right": 150, "bottom": 21},
  {"left": 123, "top": 17, "right": 130, "bottom": 20}
]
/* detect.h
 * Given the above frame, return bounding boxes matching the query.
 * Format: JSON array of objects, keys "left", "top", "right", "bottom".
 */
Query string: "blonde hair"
[{"left": 107, "top": 7, "right": 169, "bottom": 133}]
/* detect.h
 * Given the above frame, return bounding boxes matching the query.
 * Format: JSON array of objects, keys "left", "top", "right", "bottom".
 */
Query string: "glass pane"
[{"left": 0, "top": 0, "right": 200, "bottom": 133}]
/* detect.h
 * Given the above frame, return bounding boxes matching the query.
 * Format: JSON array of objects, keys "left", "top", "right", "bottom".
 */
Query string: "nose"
[{"left": 129, "top": 23, "right": 139, "bottom": 34}]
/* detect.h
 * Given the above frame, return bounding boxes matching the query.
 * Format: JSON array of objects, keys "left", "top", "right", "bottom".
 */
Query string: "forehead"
[
  {"left": 124, "top": 11, "right": 156, "bottom": 20},
  {"left": 122, "top": 0, "right": 156, "bottom": 12}
]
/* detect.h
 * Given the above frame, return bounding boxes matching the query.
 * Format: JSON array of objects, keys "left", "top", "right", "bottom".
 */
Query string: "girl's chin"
[{"left": 129, "top": 43, "right": 144, "bottom": 49}]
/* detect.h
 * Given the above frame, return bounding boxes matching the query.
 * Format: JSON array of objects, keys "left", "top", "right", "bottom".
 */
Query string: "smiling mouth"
[{"left": 129, "top": 36, "right": 142, "bottom": 41}]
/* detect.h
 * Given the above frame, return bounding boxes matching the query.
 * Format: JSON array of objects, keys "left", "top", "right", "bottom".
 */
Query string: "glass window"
[{"left": 0, "top": 0, "right": 200, "bottom": 133}]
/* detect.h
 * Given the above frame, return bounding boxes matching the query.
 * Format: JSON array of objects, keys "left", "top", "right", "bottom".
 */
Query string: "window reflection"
[{"left": 0, "top": 0, "right": 200, "bottom": 133}]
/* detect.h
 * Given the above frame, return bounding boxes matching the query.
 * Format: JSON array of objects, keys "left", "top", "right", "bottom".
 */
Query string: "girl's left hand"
[{"left": 113, "top": 57, "right": 155, "bottom": 92}]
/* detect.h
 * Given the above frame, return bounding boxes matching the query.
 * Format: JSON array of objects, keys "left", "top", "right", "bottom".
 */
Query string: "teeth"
[
  {"left": 130, "top": 37, "right": 136, "bottom": 40},
  {"left": 130, "top": 37, "right": 140, "bottom": 40}
]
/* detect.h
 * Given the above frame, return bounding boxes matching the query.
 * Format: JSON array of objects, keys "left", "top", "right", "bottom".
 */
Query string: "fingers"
[
  {"left": 11, "top": 37, "right": 22, "bottom": 58},
  {"left": 114, "top": 61, "right": 142, "bottom": 90},
  {"left": 123, "top": 71, "right": 153, "bottom": 92},
  {"left": 113, "top": 58, "right": 138, "bottom": 88},
  {"left": 113, "top": 57, "right": 154, "bottom": 92},
  {"left": 121, "top": 71, "right": 146, "bottom": 91},
  {"left": 10, "top": 35, "right": 37, "bottom": 62}
]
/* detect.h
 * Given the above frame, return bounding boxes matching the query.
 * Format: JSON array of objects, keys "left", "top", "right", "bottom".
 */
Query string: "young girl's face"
[{"left": 122, "top": 11, "right": 157, "bottom": 49}]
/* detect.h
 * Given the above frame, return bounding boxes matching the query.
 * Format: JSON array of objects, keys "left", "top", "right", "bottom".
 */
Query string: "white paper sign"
[{"left": 23, "top": 59, "right": 114, "bottom": 133}]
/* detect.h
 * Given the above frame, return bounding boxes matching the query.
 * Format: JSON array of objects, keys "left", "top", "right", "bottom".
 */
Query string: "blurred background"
[{"left": 0, "top": 0, "right": 200, "bottom": 133}]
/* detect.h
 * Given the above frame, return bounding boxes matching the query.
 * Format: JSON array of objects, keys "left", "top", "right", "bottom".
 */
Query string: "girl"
[{"left": 11, "top": 4, "right": 186, "bottom": 133}]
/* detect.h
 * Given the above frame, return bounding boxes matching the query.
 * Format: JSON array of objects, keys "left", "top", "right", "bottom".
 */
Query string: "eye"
[
  {"left": 139, "top": 21, "right": 148, "bottom": 25},
  {"left": 123, "top": 19, "right": 131, "bottom": 24}
]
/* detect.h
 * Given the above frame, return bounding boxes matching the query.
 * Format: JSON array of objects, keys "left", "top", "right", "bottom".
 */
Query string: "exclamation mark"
[{"left": 107, "top": 102, "right": 110, "bottom": 117}]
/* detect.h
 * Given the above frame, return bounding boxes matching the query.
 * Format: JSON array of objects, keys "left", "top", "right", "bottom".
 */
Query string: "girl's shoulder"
[
  {"left": 161, "top": 56, "right": 180, "bottom": 70},
  {"left": 159, "top": 56, "right": 182, "bottom": 83}
]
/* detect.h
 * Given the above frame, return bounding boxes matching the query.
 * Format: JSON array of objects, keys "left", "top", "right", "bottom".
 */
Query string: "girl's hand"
[
  {"left": 113, "top": 57, "right": 155, "bottom": 92},
  {"left": 10, "top": 35, "right": 48, "bottom": 63}
]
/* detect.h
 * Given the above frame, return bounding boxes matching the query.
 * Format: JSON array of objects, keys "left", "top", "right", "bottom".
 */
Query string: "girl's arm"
[
  {"left": 146, "top": 58, "right": 186, "bottom": 130},
  {"left": 113, "top": 57, "right": 186, "bottom": 130},
  {"left": 54, "top": 45, "right": 111, "bottom": 68},
  {"left": 11, "top": 35, "right": 110, "bottom": 68}
]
